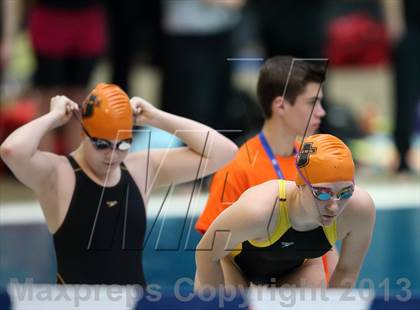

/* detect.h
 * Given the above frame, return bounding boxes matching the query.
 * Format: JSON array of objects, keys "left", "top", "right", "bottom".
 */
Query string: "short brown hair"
[{"left": 256, "top": 56, "right": 326, "bottom": 119}]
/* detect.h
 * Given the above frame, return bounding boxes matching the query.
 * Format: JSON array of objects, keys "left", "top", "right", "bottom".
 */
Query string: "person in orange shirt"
[{"left": 195, "top": 55, "right": 338, "bottom": 282}]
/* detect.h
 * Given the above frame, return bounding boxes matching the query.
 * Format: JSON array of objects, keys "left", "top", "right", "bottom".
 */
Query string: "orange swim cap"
[
  {"left": 295, "top": 134, "right": 354, "bottom": 185},
  {"left": 82, "top": 83, "right": 132, "bottom": 140}
]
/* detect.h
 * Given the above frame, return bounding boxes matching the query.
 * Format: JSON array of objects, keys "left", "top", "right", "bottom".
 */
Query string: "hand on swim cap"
[
  {"left": 130, "top": 96, "right": 159, "bottom": 126},
  {"left": 49, "top": 95, "right": 79, "bottom": 128}
]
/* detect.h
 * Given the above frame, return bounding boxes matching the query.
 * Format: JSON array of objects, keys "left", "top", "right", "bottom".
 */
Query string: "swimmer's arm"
[
  {"left": 195, "top": 181, "right": 277, "bottom": 289},
  {"left": 329, "top": 192, "right": 375, "bottom": 288},
  {"left": 0, "top": 96, "right": 78, "bottom": 193},
  {"left": 129, "top": 97, "right": 237, "bottom": 190}
]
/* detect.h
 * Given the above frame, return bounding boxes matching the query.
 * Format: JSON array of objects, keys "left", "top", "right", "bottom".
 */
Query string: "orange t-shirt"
[{"left": 195, "top": 134, "right": 298, "bottom": 234}]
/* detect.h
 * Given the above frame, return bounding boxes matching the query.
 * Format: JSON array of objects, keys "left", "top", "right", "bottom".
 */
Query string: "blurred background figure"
[
  {"left": 27, "top": 0, "right": 107, "bottom": 153},
  {"left": 160, "top": 0, "right": 245, "bottom": 132},
  {"left": 1, "top": 0, "right": 17, "bottom": 71},
  {"left": 105, "top": 0, "right": 162, "bottom": 94},
  {"left": 251, "top": 0, "right": 346, "bottom": 143},
  {"left": 1, "top": 0, "right": 36, "bottom": 176},
  {"left": 254, "top": 0, "right": 327, "bottom": 59},
  {"left": 381, "top": 0, "right": 420, "bottom": 174},
  {"left": 321, "top": 0, "right": 389, "bottom": 146},
  {"left": 2, "top": 0, "right": 106, "bottom": 153}
]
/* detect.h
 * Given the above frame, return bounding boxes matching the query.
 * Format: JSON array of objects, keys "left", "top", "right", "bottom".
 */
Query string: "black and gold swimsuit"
[{"left": 232, "top": 180, "right": 337, "bottom": 285}]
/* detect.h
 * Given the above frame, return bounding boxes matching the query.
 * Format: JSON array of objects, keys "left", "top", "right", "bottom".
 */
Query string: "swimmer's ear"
[{"left": 271, "top": 96, "right": 286, "bottom": 117}]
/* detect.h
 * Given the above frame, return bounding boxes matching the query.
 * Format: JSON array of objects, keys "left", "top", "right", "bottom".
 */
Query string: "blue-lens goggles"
[{"left": 311, "top": 186, "right": 354, "bottom": 201}]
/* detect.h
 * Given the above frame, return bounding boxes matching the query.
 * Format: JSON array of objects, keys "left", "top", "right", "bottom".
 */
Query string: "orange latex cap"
[
  {"left": 82, "top": 83, "right": 133, "bottom": 140},
  {"left": 295, "top": 134, "right": 355, "bottom": 185}
]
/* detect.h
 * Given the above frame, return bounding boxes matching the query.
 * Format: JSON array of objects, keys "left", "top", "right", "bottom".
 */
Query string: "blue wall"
[{"left": 1, "top": 208, "right": 419, "bottom": 294}]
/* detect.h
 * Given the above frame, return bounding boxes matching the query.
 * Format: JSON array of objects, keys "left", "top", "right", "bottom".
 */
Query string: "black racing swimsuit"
[
  {"left": 53, "top": 156, "right": 146, "bottom": 285},
  {"left": 232, "top": 180, "right": 337, "bottom": 285}
]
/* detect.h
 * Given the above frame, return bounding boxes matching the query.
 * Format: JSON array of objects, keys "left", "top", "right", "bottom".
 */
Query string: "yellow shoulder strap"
[
  {"left": 248, "top": 180, "right": 291, "bottom": 247},
  {"left": 230, "top": 243, "right": 243, "bottom": 258},
  {"left": 322, "top": 219, "right": 338, "bottom": 246}
]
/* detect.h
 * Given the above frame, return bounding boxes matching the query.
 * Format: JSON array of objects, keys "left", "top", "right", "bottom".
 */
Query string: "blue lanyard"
[{"left": 258, "top": 131, "right": 296, "bottom": 180}]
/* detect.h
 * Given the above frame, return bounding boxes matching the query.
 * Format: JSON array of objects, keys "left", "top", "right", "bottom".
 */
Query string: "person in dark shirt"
[
  {"left": 196, "top": 134, "right": 375, "bottom": 289},
  {"left": 0, "top": 83, "right": 238, "bottom": 285},
  {"left": 382, "top": 0, "right": 420, "bottom": 173}
]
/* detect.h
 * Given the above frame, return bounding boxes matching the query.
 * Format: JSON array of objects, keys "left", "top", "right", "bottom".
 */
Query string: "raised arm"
[
  {"left": 0, "top": 96, "right": 79, "bottom": 194},
  {"left": 127, "top": 97, "right": 238, "bottom": 191},
  {"left": 329, "top": 190, "right": 376, "bottom": 288}
]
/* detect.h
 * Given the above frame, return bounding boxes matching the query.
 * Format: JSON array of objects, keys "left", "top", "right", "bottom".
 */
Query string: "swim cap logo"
[
  {"left": 82, "top": 95, "right": 100, "bottom": 118},
  {"left": 297, "top": 142, "right": 317, "bottom": 168}
]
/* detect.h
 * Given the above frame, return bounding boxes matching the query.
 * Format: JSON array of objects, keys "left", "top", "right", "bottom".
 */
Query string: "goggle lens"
[
  {"left": 338, "top": 189, "right": 353, "bottom": 200},
  {"left": 312, "top": 186, "right": 354, "bottom": 201},
  {"left": 91, "top": 138, "right": 132, "bottom": 151},
  {"left": 117, "top": 140, "right": 131, "bottom": 151}
]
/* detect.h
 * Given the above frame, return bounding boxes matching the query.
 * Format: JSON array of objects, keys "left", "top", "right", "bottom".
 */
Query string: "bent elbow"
[
  {"left": 219, "top": 141, "right": 238, "bottom": 165},
  {"left": 203, "top": 140, "right": 237, "bottom": 175},
  {"left": 0, "top": 142, "right": 14, "bottom": 163},
  {"left": 195, "top": 244, "right": 208, "bottom": 271},
  {"left": 195, "top": 238, "right": 217, "bottom": 263},
  {"left": 0, "top": 141, "right": 27, "bottom": 167},
  {"left": 227, "top": 142, "right": 238, "bottom": 160}
]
